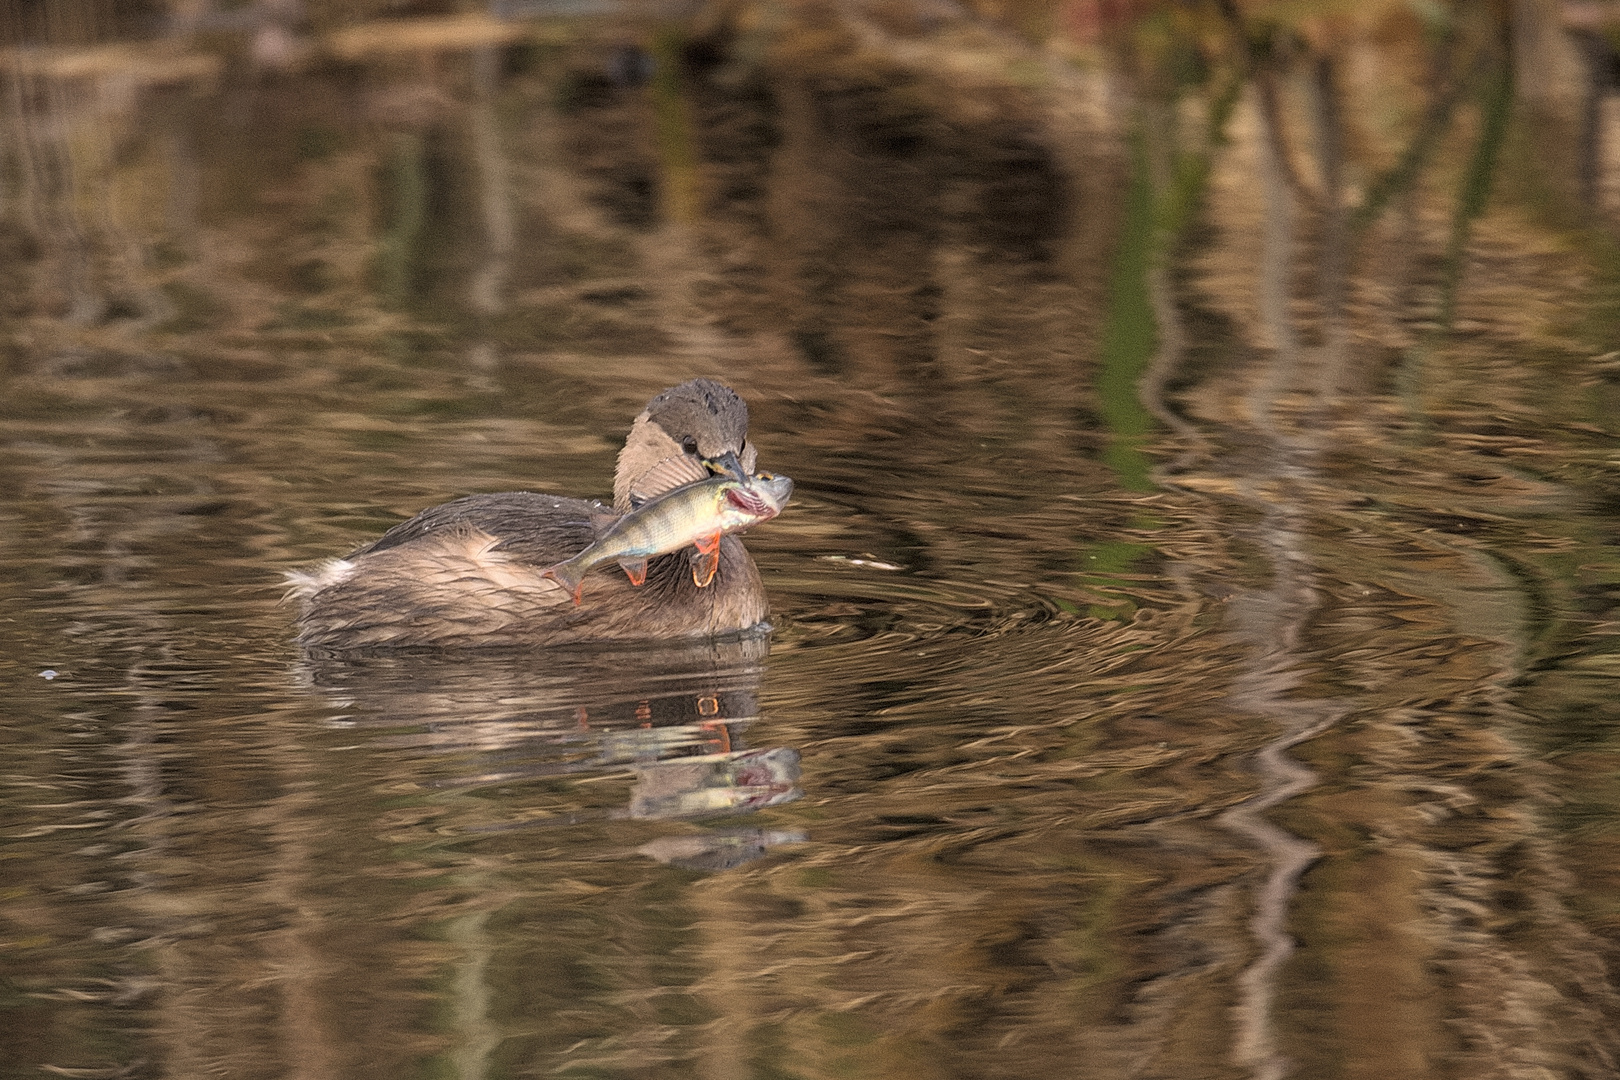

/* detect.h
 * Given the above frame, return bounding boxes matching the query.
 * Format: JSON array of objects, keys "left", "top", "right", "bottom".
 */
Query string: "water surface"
[{"left": 3, "top": 5, "right": 1620, "bottom": 1079}]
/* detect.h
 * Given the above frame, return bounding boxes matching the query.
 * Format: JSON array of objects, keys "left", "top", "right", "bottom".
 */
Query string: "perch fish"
[{"left": 542, "top": 472, "right": 794, "bottom": 604}]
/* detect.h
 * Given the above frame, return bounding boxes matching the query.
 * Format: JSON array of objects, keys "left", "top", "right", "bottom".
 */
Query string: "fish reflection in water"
[
  {"left": 637, "top": 829, "right": 808, "bottom": 871},
  {"left": 294, "top": 633, "right": 805, "bottom": 867}
]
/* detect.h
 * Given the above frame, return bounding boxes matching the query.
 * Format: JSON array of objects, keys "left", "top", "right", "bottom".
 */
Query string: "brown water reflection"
[
  {"left": 4, "top": 2, "right": 1620, "bottom": 1079},
  {"left": 298, "top": 637, "right": 804, "bottom": 831}
]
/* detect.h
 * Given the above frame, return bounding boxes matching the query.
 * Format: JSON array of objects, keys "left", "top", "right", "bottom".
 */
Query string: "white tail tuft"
[{"left": 282, "top": 559, "right": 356, "bottom": 603}]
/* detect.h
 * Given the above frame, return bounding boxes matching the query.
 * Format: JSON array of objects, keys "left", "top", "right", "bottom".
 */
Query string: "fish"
[{"left": 541, "top": 472, "right": 793, "bottom": 604}]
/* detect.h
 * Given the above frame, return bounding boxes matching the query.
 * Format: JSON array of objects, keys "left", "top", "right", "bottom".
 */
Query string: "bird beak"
[{"left": 704, "top": 450, "right": 748, "bottom": 481}]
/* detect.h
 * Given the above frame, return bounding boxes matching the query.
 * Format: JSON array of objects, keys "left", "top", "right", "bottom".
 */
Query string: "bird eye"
[{"left": 681, "top": 437, "right": 698, "bottom": 455}]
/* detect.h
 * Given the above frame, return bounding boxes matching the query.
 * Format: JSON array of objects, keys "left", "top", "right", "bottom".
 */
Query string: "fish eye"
[{"left": 756, "top": 471, "right": 774, "bottom": 480}]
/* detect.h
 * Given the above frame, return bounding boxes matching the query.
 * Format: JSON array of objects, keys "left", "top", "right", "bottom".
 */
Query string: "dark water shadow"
[{"left": 294, "top": 632, "right": 806, "bottom": 867}]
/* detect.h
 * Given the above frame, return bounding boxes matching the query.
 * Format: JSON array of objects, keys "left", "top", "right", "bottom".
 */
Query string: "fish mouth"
[{"left": 724, "top": 486, "right": 778, "bottom": 517}]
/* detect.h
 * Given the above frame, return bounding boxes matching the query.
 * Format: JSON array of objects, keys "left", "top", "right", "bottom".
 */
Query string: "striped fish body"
[{"left": 542, "top": 472, "right": 793, "bottom": 604}]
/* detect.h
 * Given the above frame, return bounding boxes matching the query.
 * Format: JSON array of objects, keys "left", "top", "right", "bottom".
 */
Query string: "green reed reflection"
[{"left": 1097, "top": 131, "right": 1158, "bottom": 494}]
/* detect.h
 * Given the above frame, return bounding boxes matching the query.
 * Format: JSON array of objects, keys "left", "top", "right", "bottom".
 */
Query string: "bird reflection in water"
[{"left": 294, "top": 633, "right": 805, "bottom": 869}]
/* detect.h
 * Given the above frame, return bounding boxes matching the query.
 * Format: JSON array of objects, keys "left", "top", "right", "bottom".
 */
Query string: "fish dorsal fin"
[{"left": 626, "top": 454, "right": 709, "bottom": 506}]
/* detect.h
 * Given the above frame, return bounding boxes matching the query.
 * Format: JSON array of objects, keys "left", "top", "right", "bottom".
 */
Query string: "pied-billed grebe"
[{"left": 289, "top": 379, "right": 779, "bottom": 650}]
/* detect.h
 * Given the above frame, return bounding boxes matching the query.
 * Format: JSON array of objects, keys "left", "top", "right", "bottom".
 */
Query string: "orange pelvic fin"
[
  {"left": 541, "top": 565, "right": 586, "bottom": 605},
  {"left": 689, "top": 545, "right": 720, "bottom": 588}
]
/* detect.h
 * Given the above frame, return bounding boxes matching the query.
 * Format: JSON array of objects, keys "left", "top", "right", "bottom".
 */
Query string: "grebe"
[{"left": 289, "top": 379, "right": 778, "bottom": 649}]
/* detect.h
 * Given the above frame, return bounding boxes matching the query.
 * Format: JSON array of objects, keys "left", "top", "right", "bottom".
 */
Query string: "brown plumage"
[{"left": 288, "top": 380, "right": 773, "bottom": 650}]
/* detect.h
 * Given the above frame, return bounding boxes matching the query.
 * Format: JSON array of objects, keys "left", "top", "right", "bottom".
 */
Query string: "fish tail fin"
[
  {"left": 619, "top": 557, "right": 648, "bottom": 587},
  {"left": 541, "top": 560, "right": 588, "bottom": 605}
]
